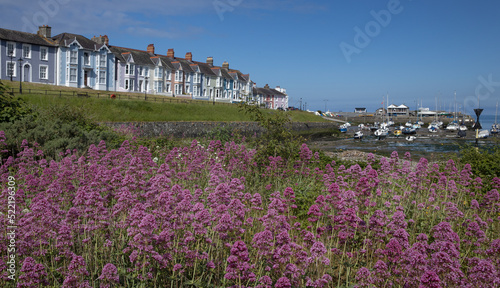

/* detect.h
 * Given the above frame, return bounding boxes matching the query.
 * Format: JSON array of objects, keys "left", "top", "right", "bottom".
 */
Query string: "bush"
[
  {"left": 0, "top": 81, "right": 32, "bottom": 123},
  {"left": 0, "top": 104, "right": 123, "bottom": 160}
]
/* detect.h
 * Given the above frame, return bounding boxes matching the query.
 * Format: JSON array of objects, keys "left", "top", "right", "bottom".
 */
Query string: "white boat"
[
  {"left": 402, "top": 127, "right": 417, "bottom": 135},
  {"left": 405, "top": 121, "right": 412, "bottom": 127},
  {"left": 446, "top": 122, "right": 459, "bottom": 132},
  {"left": 428, "top": 125, "right": 439, "bottom": 133},
  {"left": 374, "top": 128, "right": 389, "bottom": 139},
  {"left": 354, "top": 131, "right": 363, "bottom": 139},
  {"left": 459, "top": 125, "right": 467, "bottom": 131},
  {"left": 430, "top": 120, "right": 443, "bottom": 128},
  {"left": 478, "top": 130, "right": 490, "bottom": 139},
  {"left": 406, "top": 135, "right": 416, "bottom": 141}
]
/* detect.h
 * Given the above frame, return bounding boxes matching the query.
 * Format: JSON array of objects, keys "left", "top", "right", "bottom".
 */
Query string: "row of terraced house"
[{"left": 0, "top": 25, "right": 288, "bottom": 109}]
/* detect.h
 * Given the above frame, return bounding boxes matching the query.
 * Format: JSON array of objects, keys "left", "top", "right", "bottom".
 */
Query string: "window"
[
  {"left": 125, "top": 79, "right": 129, "bottom": 90},
  {"left": 229, "top": 91, "right": 232, "bottom": 99},
  {"left": 224, "top": 91, "right": 227, "bottom": 98},
  {"left": 210, "top": 88, "right": 213, "bottom": 98},
  {"left": 166, "top": 70, "right": 171, "bottom": 80},
  {"left": 39, "top": 65, "right": 48, "bottom": 79},
  {"left": 100, "top": 54, "right": 106, "bottom": 67},
  {"left": 138, "top": 66, "right": 143, "bottom": 76},
  {"left": 84, "top": 52, "right": 90, "bottom": 65},
  {"left": 216, "top": 89, "right": 220, "bottom": 98},
  {"left": 233, "top": 81, "right": 237, "bottom": 89},
  {"left": 193, "top": 73, "right": 200, "bottom": 83},
  {"left": 7, "top": 62, "right": 16, "bottom": 77},
  {"left": 193, "top": 86, "right": 198, "bottom": 96},
  {"left": 166, "top": 83, "right": 171, "bottom": 93},
  {"left": 203, "top": 89, "right": 207, "bottom": 97},
  {"left": 7, "top": 42, "right": 15, "bottom": 57},
  {"left": 185, "top": 85, "right": 190, "bottom": 94},
  {"left": 130, "top": 79, "right": 135, "bottom": 90},
  {"left": 23, "top": 44, "right": 31, "bottom": 58},
  {"left": 126, "top": 64, "right": 134, "bottom": 75},
  {"left": 175, "top": 71, "right": 182, "bottom": 81},
  {"left": 186, "top": 74, "right": 191, "bottom": 82},
  {"left": 69, "top": 67, "right": 77, "bottom": 82},
  {"left": 155, "top": 67, "right": 163, "bottom": 78},
  {"left": 99, "top": 71, "right": 106, "bottom": 84},
  {"left": 144, "top": 67, "right": 149, "bottom": 77},
  {"left": 70, "top": 51, "right": 77, "bottom": 64},
  {"left": 226, "top": 81, "right": 230, "bottom": 89},
  {"left": 216, "top": 77, "right": 221, "bottom": 86},
  {"left": 175, "top": 84, "right": 182, "bottom": 95},
  {"left": 40, "top": 47, "right": 48, "bottom": 61},
  {"left": 206, "top": 77, "right": 210, "bottom": 86},
  {"left": 155, "top": 81, "right": 163, "bottom": 93}
]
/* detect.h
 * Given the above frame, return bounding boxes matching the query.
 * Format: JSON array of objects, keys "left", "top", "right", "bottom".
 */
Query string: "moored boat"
[{"left": 354, "top": 131, "right": 363, "bottom": 139}]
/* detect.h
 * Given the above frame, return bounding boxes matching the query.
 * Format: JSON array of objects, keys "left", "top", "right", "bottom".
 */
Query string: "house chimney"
[
  {"left": 91, "top": 35, "right": 109, "bottom": 45},
  {"left": 185, "top": 52, "right": 192, "bottom": 61},
  {"left": 264, "top": 84, "right": 270, "bottom": 89},
  {"left": 37, "top": 25, "right": 51, "bottom": 38},
  {"left": 222, "top": 61, "right": 229, "bottom": 69},
  {"left": 207, "top": 56, "right": 213, "bottom": 66},
  {"left": 147, "top": 44, "right": 155, "bottom": 54},
  {"left": 167, "top": 48, "right": 174, "bottom": 58}
]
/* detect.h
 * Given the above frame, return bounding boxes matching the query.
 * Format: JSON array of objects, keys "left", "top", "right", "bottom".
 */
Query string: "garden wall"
[{"left": 102, "top": 121, "right": 339, "bottom": 138}]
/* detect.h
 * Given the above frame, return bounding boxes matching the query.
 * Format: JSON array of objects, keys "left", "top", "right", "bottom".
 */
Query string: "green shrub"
[{"left": 0, "top": 81, "right": 32, "bottom": 122}]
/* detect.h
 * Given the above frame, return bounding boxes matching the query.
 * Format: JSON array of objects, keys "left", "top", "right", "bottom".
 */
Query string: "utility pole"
[{"left": 300, "top": 98, "right": 302, "bottom": 110}]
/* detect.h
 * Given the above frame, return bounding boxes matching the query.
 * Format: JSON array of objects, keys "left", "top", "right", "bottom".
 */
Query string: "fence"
[{"left": 7, "top": 87, "right": 237, "bottom": 106}]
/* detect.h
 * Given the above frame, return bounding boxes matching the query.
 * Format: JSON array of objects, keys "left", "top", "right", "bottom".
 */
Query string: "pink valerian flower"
[
  {"left": 62, "top": 254, "right": 91, "bottom": 288},
  {"left": 17, "top": 257, "right": 48, "bottom": 287},
  {"left": 419, "top": 270, "right": 442, "bottom": 288},
  {"left": 275, "top": 276, "right": 292, "bottom": 288},
  {"left": 466, "top": 257, "right": 500, "bottom": 287},
  {"left": 98, "top": 263, "right": 119, "bottom": 288},
  {"left": 224, "top": 241, "right": 256, "bottom": 283},
  {"left": 299, "top": 143, "right": 313, "bottom": 162}
]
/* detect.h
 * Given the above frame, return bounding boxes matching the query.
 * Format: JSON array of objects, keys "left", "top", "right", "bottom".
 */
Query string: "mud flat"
[{"left": 309, "top": 128, "right": 499, "bottom": 162}]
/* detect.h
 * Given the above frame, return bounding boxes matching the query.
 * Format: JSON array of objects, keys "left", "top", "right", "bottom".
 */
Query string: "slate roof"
[
  {"left": 109, "top": 46, "right": 154, "bottom": 66},
  {"left": 253, "top": 87, "right": 286, "bottom": 96},
  {"left": 194, "top": 62, "right": 217, "bottom": 76},
  {"left": 0, "top": 28, "right": 55, "bottom": 46},
  {"left": 51, "top": 32, "right": 105, "bottom": 50}
]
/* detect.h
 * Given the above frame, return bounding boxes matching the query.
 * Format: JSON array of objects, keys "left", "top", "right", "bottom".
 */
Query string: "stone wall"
[{"left": 102, "top": 121, "right": 339, "bottom": 138}]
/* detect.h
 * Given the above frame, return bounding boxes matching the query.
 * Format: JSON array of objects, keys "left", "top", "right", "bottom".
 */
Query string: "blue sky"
[{"left": 1, "top": 0, "right": 500, "bottom": 116}]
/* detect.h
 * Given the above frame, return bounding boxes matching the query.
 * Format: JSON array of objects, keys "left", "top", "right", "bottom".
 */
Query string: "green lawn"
[{"left": 3, "top": 81, "right": 327, "bottom": 122}]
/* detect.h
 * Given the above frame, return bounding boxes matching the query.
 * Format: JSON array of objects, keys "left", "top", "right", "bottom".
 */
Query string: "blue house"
[
  {"left": 52, "top": 33, "right": 115, "bottom": 91},
  {"left": 0, "top": 26, "right": 56, "bottom": 85}
]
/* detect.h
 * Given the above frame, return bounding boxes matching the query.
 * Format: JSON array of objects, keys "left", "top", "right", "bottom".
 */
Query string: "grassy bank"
[{"left": 3, "top": 81, "right": 327, "bottom": 123}]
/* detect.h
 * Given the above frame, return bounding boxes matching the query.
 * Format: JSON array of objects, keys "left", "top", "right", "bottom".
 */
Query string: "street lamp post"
[
  {"left": 473, "top": 108, "right": 483, "bottom": 147},
  {"left": 17, "top": 57, "right": 23, "bottom": 94}
]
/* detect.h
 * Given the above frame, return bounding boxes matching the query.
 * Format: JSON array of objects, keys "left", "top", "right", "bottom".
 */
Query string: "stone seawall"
[{"left": 102, "top": 122, "right": 339, "bottom": 138}]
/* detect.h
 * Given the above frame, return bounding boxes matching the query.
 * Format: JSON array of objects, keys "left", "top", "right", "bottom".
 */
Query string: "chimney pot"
[
  {"left": 222, "top": 61, "right": 229, "bottom": 69},
  {"left": 37, "top": 25, "right": 51, "bottom": 38},
  {"left": 207, "top": 56, "right": 213, "bottom": 66},
  {"left": 167, "top": 48, "right": 175, "bottom": 58},
  {"left": 147, "top": 44, "right": 155, "bottom": 54},
  {"left": 185, "top": 52, "right": 192, "bottom": 61}
]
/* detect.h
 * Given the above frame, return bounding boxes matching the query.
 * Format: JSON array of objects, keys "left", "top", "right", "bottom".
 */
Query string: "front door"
[
  {"left": 84, "top": 71, "right": 88, "bottom": 86},
  {"left": 24, "top": 65, "right": 30, "bottom": 82}
]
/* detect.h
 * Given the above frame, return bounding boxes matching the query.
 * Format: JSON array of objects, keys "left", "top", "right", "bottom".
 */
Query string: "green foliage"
[
  {"left": 458, "top": 144, "right": 500, "bottom": 180},
  {"left": 239, "top": 102, "right": 304, "bottom": 165},
  {"left": 0, "top": 104, "right": 123, "bottom": 160},
  {"left": 206, "top": 126, "right": 234, "bottom": 143},
  {"left": 0, "top": 81, "right": 32, "bottom": 122}
]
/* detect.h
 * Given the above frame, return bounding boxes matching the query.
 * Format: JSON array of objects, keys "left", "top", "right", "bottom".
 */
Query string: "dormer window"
[
  {"left": 126, "top": 63, "right": 135, "bottom": 75},
  {"left": 70, "top": 51, "right": 77, "bottom": 64},
  {"left": 100, "top": 54, "right": 106, "bottom": 67},
  {"left": 84, "top": 52, "right": 90, "bottom": 65}
]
